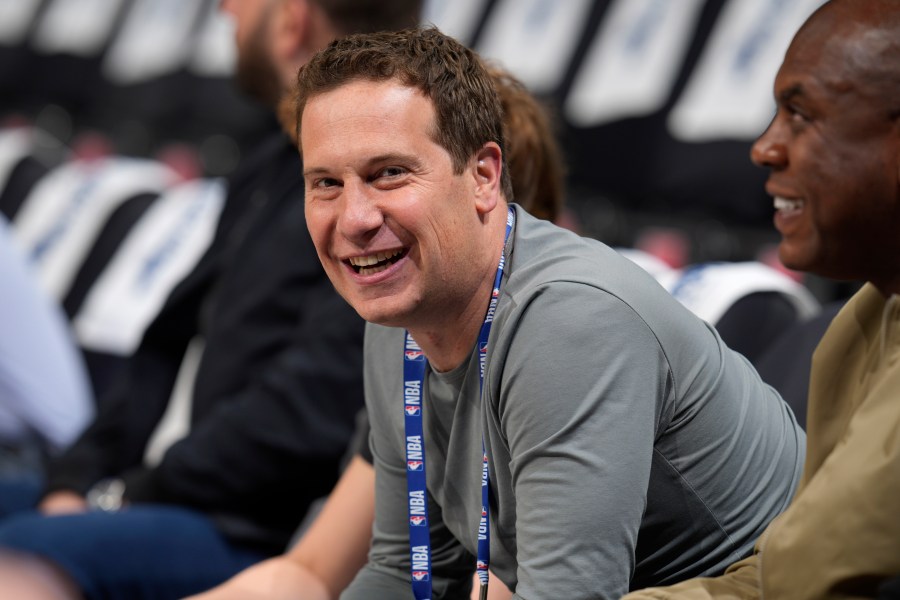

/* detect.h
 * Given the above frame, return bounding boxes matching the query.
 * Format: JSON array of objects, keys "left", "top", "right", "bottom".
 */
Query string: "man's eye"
[
  {"left": 378, "top": 166, "right": 406, "bottom": 179},
  {"left": 314, "top": 177, "right": 340, "bottom": 189},
  {"left": 786, "top": 104, "right": 810, "bottom": 124}
]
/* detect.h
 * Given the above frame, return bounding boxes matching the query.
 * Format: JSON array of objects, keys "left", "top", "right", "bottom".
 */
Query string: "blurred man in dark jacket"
[{"left": 0, "top": 2, "right": 421, "bottom": 599}]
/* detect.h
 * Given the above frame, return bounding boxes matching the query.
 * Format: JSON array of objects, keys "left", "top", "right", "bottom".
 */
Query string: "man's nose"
[
  {"left": 336, "top": 182, "right": 384, "bottom": 241},
  {"left": 750, "top": 123, "right": 787, "bottom": 169}
]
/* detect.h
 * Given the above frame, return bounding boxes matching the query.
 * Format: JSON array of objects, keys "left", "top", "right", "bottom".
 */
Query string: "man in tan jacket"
[{"left": 624, "top": 0, "right": 900, "bottom": 598}]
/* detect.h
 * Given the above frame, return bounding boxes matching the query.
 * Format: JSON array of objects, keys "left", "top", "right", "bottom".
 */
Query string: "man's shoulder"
[{"left": 510, "top": 210, "right": 670, "bottom": 307}]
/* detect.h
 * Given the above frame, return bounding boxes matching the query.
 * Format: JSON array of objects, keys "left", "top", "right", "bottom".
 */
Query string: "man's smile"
[
  {"left": 774, "top": 196, "right": 804, "bottom": 215},
  {"left": 347, "top": 248, "right": 407, "bottom": 275}
]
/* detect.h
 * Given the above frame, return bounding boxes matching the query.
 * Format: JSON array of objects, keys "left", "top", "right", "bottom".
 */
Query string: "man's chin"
[
  {"left": 777, "top": 243, "right": 811, "bottom": 275},
  {"left": 359, "top": 311, "right": 409, "bottom": 328},
  {"left": 343, "top": 285, "right": 419, "bottom": 328},
  {"left": 349, "top": 300, "right": 408, "bottom": 328}
]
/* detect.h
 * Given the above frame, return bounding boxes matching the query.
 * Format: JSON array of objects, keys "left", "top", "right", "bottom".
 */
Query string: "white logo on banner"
[
  {"left": 0, "top": 128, "right": 36, "bottom": 193},
  {"left": 423, "top": 0, "right": 490, "bottom": 45},
  {"left": 13, "top": 158, "right": 177, "bottom": 301},
  {"left": 668, "top": 0, "right": 826, "bottom": 142},
  {"left": 32, "top": 0, "right": 126, "bottom": 57},
  {"left": 74, "top": 178, "right": 225, "bottom": 355},
  {"left": 102, "top": 0, "right": 207, "bottom": 84},
  {"left": 565, "top": 0, "right": 705, "bottom": 127},
  {"left": 189, "top": 3, "right": 237, "bottom": 77},
  {"left": 0, "top": 0, "right": 43, "bottom": 45},
  {"left": 477, "top": 0, "right": 593, "bottom": 94}
]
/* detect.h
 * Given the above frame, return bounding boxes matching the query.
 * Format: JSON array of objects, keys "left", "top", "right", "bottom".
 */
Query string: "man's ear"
[{"left": 472, "top": 142, "right": 503, "bottom": 215}]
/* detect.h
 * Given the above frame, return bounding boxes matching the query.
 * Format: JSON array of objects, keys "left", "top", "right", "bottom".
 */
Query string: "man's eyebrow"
[
  {"left": 778, "top": 83, "right": 805, "bottom": 104},
  {"left": 303, "top": 153, "right": 424, "bottom": 179},
  {"left": 368, "top": 153, "right": 423, "bottom": 170},
  {"left": 302, "top": 166, "right": 331, "bottom": 179}
]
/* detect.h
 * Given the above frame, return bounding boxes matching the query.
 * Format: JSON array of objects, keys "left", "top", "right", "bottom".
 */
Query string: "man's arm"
[
  {"left": 40, "top": 214, "right": 222, "bottom": 499},
  {"left": 340, "top": 458, "right": 474, "bottom": 600},
  {"left": 342, "top": 325, "right": 475, "bottom": 600},
  {"left": 42, "top": 341, "right": 189, "bottom": 499},
  {"left": 497, "top": 285, "right": 668, "bottom": 599},
  {"left": 340, "top": 443, "right": 474, "bottom": 600},
  {"left": 621, "top": 555, "right": 762, "bottom": 599},
  {"left": 39, "top": 491, "right": 89, "bottom": 515},
  {"left": 121, "top": 277, "right": 365, "bottom": 519}
]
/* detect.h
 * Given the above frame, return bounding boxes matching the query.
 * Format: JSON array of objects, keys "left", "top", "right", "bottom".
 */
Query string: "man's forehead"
[
  {"left": 321, "top": 77, "right": 425, "bottom": 102},
  {"left": 303, "top": 80, "right": 433, "bottom": 131},
  {"left": 301, "top": 81, "right": 442, "bottom": 160},
  {"left": 781, "top": 25, "right": 895, "bottom": 108},
  {"left": 779, "top": 18, "right": 858, "bottom": 86}
]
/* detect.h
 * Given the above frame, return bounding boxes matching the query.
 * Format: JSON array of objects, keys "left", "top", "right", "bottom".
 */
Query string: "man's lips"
[{"left": 772, "top": 195, "right": 805, "bottom": 235}]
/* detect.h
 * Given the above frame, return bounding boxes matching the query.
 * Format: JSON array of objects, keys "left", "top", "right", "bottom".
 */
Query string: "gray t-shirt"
[{"left": 344, "top": 206, "right": 805, "bottom": 600}]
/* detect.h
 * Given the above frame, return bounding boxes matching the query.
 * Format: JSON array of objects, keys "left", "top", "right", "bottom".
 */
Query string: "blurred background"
[{"left": 0, "top": 0, "right": 854, "bottom": 304}]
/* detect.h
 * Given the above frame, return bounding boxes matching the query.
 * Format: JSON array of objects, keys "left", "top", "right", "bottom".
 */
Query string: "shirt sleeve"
[
  {"left": 351, "top": 409, "right": 374, "bottom": 466},
  {"left": 755, "top": 362, "right": 900, "bottom": 598},
  {"left": 495, "top": 283, "right": 670, "bottom": 599},
  {"left": 625, "top": 291, "right": 900, "bottom": 598}
]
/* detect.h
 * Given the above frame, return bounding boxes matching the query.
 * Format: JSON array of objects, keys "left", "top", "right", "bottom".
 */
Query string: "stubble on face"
[{"left": 232, "top": 2, "right": 283, "bottom": 108}]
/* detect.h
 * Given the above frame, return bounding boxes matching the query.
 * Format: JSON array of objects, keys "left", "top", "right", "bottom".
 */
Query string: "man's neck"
[
  {"left": 872, "top": 273, "right": 900, "bottom": 298},
  {"left": 408, "top": 277, "right": 497, "bottom": 373}
]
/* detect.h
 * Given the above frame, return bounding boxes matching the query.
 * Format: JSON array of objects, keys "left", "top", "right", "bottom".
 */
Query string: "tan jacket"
[{"left": 624, "top": 283, "right": 900, "bottom": 599}]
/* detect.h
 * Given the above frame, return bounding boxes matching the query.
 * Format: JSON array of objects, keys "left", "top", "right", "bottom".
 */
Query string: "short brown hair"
[{"left": 295, "top": 26, "right": 514, "bottom": 200}]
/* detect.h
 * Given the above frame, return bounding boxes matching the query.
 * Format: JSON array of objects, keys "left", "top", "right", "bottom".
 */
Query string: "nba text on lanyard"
[{"left": 403, "top": 206, "right": 514, "bottom": 600}]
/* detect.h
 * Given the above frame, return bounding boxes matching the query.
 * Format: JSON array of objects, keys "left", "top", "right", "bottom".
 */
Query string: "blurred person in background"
[
  {"left": 0, "top": 1, "right": 421, "bottom": 599},
  {"left": 0, "top": 214, "right": 92, "bottom": 486},
  {"left": 624, "top": 1, "right": 900, "bottom": 598}
]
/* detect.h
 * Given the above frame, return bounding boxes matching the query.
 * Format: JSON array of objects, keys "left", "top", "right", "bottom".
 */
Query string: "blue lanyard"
[{"left": 403, "top": 206, "right": 514, "bottom": 600}]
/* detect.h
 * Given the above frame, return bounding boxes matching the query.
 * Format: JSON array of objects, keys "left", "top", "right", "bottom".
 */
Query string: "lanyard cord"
[{"left": 403, "top": 206, "right": 515, "bottom": 600}]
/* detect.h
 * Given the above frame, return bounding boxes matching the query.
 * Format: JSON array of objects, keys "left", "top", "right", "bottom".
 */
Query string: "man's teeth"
[
  {"left": 774, "top": 197, "right": 803, "bottom": 212},
  {"left": 348, "top": 249, "right": 403, "bottom": 274}
]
